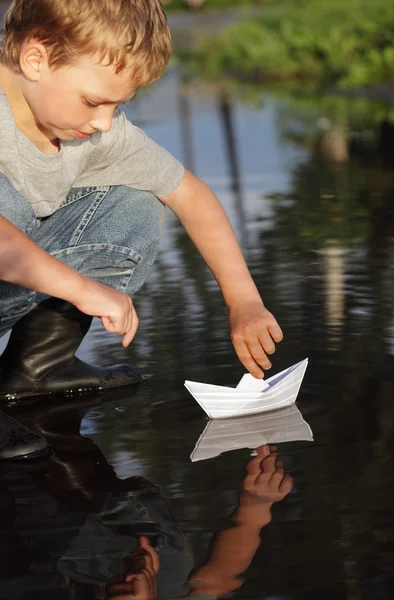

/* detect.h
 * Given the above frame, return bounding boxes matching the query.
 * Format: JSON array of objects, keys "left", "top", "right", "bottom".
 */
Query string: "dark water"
[
  {"left": 2, "top": 75, "right": 394, "bottom": 599},
  {"left": 2, "top": 4, "right": 394, "bottom": 598}
]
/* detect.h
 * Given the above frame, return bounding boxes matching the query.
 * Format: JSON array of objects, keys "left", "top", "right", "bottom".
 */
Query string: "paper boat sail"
[
  {"left": 191, "top": 405, "right": 313, "bottom": 462},
  {"left": 185, "top": 358, "right": 308, "bottom": 419}
]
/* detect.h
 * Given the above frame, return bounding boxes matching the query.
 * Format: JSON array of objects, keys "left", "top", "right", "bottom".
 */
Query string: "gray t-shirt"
[{"left": 0, "top": 88, "right": 184, "bottom": 217}]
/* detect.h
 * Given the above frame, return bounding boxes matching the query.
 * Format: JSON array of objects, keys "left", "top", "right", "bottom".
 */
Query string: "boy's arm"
[
  {"left": 189, "top": 446, "right": 292, "bottom": 597},
  {"left": 0, "top": 216, "right": 138, "bottom": 346},
  {"left": 159, "top": 169, "right": 283, "bottom": 378}
]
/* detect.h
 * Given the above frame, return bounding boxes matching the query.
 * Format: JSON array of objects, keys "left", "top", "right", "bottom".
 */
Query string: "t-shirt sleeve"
[{"left": 74, "top": 109, "right": 185, "bottom": 196}]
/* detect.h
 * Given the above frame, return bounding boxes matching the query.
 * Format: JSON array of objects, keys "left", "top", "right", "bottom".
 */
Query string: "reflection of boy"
[
  {"left": 0, "top": 401, "right": 291, "bottom": 600},
  {"left": 0, "top": 408, "right": 195, "bottom": 600},
  {"left": 0, "top": 474, "right": 194, "bottom": 600},
  {"left": 107, "top": 446, "right": 293, "bottom": 600},
  {"left": 0, "top": 0, "right": 283, "bottom": 405}
]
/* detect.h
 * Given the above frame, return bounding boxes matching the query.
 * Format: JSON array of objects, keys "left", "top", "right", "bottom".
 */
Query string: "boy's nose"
[
  {"left": 89, "top": 108, "right": 115, "bottom": 133},
  {"left": 89, "top": 117, "right": 113, "bottom": 133}
]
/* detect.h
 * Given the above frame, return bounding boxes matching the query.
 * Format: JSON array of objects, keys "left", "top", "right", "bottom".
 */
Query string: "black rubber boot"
[
  {"left": 0, "top": 298, "right": 142, "bottom": 402},
  {"left": 0, "top": 410, "right": 51, "bottom": 460}
]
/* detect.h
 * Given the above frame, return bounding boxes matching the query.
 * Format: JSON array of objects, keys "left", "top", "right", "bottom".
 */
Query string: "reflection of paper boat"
[
  {"left": 185, "top": 359, "right": 308, "bottom": 419},
  {"left": 191, "top": 405, "right": 313, "bottom": 462}
]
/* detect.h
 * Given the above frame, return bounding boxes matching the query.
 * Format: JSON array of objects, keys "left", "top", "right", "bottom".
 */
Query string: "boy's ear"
[{"left": 19, "top": 40, "right": 49, "bottom": 82}]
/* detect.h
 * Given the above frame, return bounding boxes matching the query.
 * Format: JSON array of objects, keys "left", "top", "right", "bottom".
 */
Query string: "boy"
[{"left": 0, "top": 0, "right": 282, "bottom": 403}]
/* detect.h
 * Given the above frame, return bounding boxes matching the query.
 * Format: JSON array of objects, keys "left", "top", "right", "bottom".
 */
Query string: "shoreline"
[{"left": 334, "top": 84, "right": 394, "bottom": 102}]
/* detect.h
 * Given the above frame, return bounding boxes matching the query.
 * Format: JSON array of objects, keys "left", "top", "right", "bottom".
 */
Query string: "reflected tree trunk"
[
  {"left": 218, "top": 91, "right": 247, "bottom": 247},
  {"left": 322, "top": 244, "right": 345, "bottom": 346},
  {"left": 321, "top": 121, "right": 349, "bottom": 163},
  {"left": 178, "top": 80, "right": 195, "bottom": 172}
]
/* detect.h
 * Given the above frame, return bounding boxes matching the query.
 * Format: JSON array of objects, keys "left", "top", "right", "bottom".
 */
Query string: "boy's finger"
[
  {"left": 101, "top": 315, "right": 116, "bottom": 333},
  {"left": 131, "top": 570, "right": 156, "bottom": 598},
  {"left": 275, "top": 458, "right": 284, "bottom": 470},
  {"left": 140, "top": 536, "right": 160, "bottom": 573},
  {"left": 256, "top": 445, "right": 271, "bottom": 458},
  {"left": 269, "top": 469, "right": 285, "bottom": 488},
  {"left": 106, "top": 581, "right": 135, "bottom": 597},
  {"left": 245, "top": 339, "right": 272, "bottom": 371},
  {"left": 263, "top": 452, "right": 278, "bottom": 469},
  {"left": 121, "top": 313, "right": 138, "bottom": 347},
  {"left": 141, "top": 550, "right": 155, "bottom": 574},
  {"left": 102, "top": 315, "right": 127, "bottom": 336},
  {"left": 279, "top": 474, "right": 293, "bottom": 495},
  {"left": 122, "top": 328, "right": 136, "bottom": 347},
  {"left": 258, "top": 331, "right": 276, "bottom": 355},
  {"left": 142, "top": 568, "right": 157, "bottom": 597},
  {"left": 233, "top": 339, "right": 265, "bottom": 378},
  {"left": 268, "top": 321, "right": 284, "bottom": 343},
  {"left": 259, "top": 453, "right": 278, "bottom": 475},
  {"left": 125, "top": 549, "right": 156, "bottom": 578},
  {"left": 245, "top": 447, "right": 270, "bottom": 478}
]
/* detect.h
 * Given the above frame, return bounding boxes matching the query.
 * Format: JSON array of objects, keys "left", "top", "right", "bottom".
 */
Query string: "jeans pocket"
[
  {"left": 52, "top": 244, "right": 142, "bottom": 292},
  {"left": 61, "top": 186, "right": 110, "bottom": 209}
]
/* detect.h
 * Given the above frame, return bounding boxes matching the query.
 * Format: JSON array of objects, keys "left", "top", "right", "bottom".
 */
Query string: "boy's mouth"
[{"left": 73, "top": 130, "right": 91, "bottom": 139}]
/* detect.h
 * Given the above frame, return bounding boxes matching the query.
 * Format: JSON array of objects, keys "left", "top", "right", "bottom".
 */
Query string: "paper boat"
[
  {"left": 191, "top": 404, "right": 313, "bottom": 462},
  {"left": 185, "top": 358, "right": 308, "bottom": 419}
]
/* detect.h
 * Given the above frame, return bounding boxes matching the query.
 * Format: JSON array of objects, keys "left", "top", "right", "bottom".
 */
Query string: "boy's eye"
[{"left": 84, "top": 100, "right": 98, "bottom": 108}]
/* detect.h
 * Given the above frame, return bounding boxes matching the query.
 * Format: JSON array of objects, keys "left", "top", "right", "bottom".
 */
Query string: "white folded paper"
[
  {"left": 184, "top": 358, "right": 308, "bottom": 419},
  {"left": 190, "top": 404, "right": 313, "bottom": 462}
]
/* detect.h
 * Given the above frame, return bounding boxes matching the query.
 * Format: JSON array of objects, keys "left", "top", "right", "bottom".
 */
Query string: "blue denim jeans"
[{"left": 0, "top": 173, "right": 163, "bottom": 337}]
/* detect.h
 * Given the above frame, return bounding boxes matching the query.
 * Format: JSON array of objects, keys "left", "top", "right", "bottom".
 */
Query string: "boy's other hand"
[
  {"left": 106, "top": 571, "right": 156, "bottom": 600},
  {"left": 228, "top": 302, "right": 283, "bottom": 378},
  {"left": 123, "top": 536, "right": 160, "bottom": 575},
  {"left": 106, "top": 537, "right": 159, "bottom": 600},
  {"left": 73, "top": 278, "right": 138, "bottom": 347}
]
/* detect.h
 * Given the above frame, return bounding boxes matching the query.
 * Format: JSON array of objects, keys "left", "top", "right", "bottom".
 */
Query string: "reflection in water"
[
  {"left": 218, "top": 91, "right": 248, "bottom": 248},
  {"left": 191, "top": 405, "right": 313, "bottom": 462},
  {"left": 105, "top": 79, "right": 394, "bottom": 598},
  {"left": 177, "top": 80, "right": 195, "bottom": 173},
  {"left": 322, "top": 246, "right": 345, "bottom": 349},
  {"left": 59, "top": 74, "right": 394, "bottom": 598},
  {"left": 1, "top": 397, "right": 293, "bottom": 600}
]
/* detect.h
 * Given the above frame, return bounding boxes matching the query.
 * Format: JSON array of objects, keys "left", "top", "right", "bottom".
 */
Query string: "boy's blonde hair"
[{"left": 0, "top": 0, "right": 172, "bottom": 87}]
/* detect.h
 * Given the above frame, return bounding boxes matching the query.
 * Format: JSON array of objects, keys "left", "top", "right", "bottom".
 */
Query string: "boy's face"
[{"left": 21, "top": 46, "right": 136, "bottom": 141}]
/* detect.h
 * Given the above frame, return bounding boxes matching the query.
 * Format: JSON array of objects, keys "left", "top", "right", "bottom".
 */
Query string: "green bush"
[{"left": 180, "top": 0, "right": 394, "bottom": 89}]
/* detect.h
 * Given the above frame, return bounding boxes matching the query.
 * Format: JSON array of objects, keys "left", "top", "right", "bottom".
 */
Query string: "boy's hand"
[
  {"left": 106, "top": 572, "right": 155, "bottom": 600},
  {"left": 228, "top": 302, "right": 283, "bottom": 378},
  {"left": 236, "top": 446, "right": 292, "bottom": 527},
  {"left": 123, "top": 536, "right": 160, "bottom": 575},
  {"left": 73, "top": 278, "right": 138, "bottom": 347},
  {"left": 242, "top": 445, "right": 293, "bottom": 505},
  {"left": 106, "top": 537, "right": 159, "bottom": 600}
]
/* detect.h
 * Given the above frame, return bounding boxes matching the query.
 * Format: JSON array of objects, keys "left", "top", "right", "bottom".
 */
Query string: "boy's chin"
[{"left": 57, "top": 130, "right": 79, "bottom": 140}]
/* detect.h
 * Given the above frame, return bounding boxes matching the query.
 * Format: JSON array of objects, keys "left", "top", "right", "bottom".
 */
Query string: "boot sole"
[
  {"left": 0, "top": 445, "right": 54, "bottom": 463},
  {"left": 1, "top": 378, "right": 143, "bottom": 407}
]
